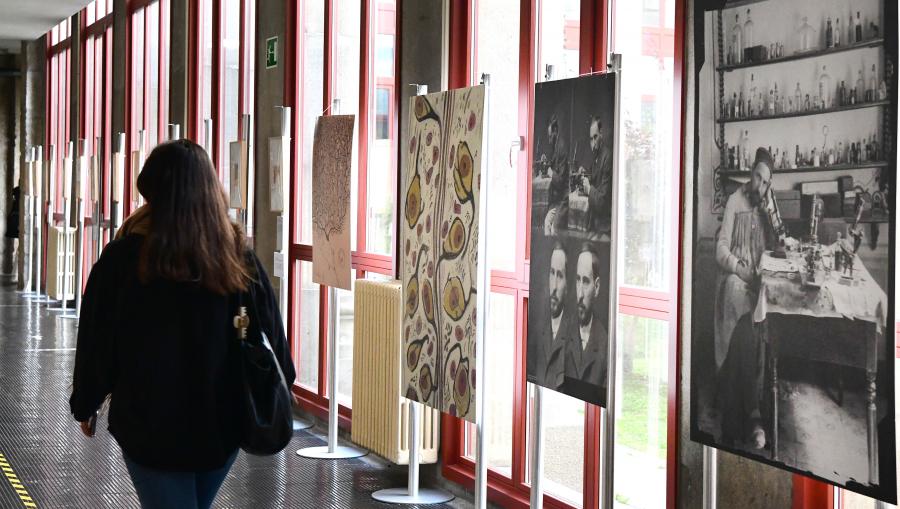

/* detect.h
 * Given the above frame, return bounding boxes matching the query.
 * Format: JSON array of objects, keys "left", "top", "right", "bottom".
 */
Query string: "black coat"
[
  {"left": 69, "top": 234, "right": 296, "bottom": 471},
  {"left": 5, "top": 186, "right": 19, "bottom": 239}
]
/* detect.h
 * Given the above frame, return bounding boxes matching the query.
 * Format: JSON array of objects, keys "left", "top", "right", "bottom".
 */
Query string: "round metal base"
[
  {"left": 371, "top": 488, "right": 455, "bottom": 505},
  {"left": 297, "top": 445, "right": 367, "bottom": 459},
  {"left": 293, "top": 419, "right": 313, "bottom": 431}
]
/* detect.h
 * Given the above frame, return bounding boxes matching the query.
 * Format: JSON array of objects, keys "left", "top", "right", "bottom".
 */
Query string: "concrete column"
[
  {"left": 168, "top": 0, "right": 190, "bottom": 134},
  {"left": 13, "top": 40, "right": 45, "bottom": 286},
  {"left": 111, "top": 0, "right": 128, "bottom": 139},
  {"left": 0, "top": 55, "right": 19, "bottom": 277},
  {"left": 253, "top": 0, "right": 287, "bottom": 282}
]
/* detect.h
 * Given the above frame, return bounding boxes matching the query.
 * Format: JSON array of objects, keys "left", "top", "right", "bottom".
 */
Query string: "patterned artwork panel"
[{"left": 401, "top": 86, "right": 485, "bottom": 423}]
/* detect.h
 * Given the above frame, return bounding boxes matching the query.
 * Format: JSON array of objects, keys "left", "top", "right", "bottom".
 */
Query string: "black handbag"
[{"left": 233, "top": 278, "right": 294, "bottom": 455}]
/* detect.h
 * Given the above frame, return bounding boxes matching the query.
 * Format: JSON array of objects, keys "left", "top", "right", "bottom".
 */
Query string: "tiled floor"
[{"left": 0, "top": 277, "right": 470, "bottom": 508}]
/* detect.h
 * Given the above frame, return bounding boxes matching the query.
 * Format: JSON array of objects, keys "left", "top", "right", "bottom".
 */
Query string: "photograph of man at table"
[{"left": 687, "top": 0, "right": 896, "bottom": 503}]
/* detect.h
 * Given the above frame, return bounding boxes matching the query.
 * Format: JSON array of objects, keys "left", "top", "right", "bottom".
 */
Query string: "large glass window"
[
  {"left": 48, "top": 19, "right": 72, "bottom": 215},
  {"left": 221, "top": 0, "right": 240, "bottom": 184},
  {"left": 614, "top": 0, "right": 675, "bottom": 291},
  {"left": 333, "top": 0, "right": 360, "bottom": 251},
  {"left": 296, "top": 260, "right": 320, "bottom": 391},
  {"left": 365, "top": 0, "right": 396, "bottom": 256},
  {"left": 298, "top": 0, "right": 325, "bottom": 246},
  {"left": 538, "top": 0, "right": 581, "bottom": 80},
  {"left": 476, "top": 0, "right": 521, "bottom": 274}
]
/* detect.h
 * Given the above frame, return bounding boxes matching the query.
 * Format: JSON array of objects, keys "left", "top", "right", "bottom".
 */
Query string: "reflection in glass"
[
  {"left": 476, "top": 0, "right": 520, "bottom": 272},
  {"left": 334, "top": 0, "right": 361, "bottom": 250},
  {"left": 613, "top": 314, "right": 668, "bottom": 509},
  {"left": 463, "top": 292, "right": 515, "bottom": 476},
  {"left": 335, "top": 279, "right": 356, "bottom": 407},
  {"left": 299, "top": 0, "right": 325, "bottom": 245},
  {"left": 538, "top": 0, "right": 580, "bottom": 80},
  {"left": 297, "top": 261, "right": 321, "bottom": 390},
  {"left": 366, "top": 0, "right": 396, "bottom": 256},
  {"left": 613, "top": 0, "right": 674, "bottom": 290}
]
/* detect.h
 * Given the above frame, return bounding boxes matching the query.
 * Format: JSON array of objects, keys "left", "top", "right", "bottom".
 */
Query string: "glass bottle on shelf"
[
  {"left": 838, "top": 141, "right": 844, "bottom": 164},
  {"left": 839, "top": 81, "right": 846, "bottom": 106},
  {"left": 768, "top": 88, "right": 775, "bottom": 115},
  {"left": 794, "top": 145, "right": 800, "bottom": 168},
  {"left": 731, "top": 13, "right": 743, "bottom": 64},
  {"left": 818, "top": 65, "right": 832, "bottom": 108},
  {"left": 805, "top": 93, "right": 811, "bottom": 111},
  {"left": 855, "top": 11, "right": 862, "bottom": 43},
  {"left": 879, "top": 77, "right": 888, "bottom": 101},
  {"left": 749, "top": 73, "right": 758, "bottom": 116},
  {"left": 794, "top": 82, "right": 801, "bottom": 112},
  {"left": 868, "top": 64, "right": 877, "bottom": 102},
  {"left": 799, "top": 17, "right": 815, "bottom": 52},
  {"left": 744, "top": 9, "right": 754, "bottom": 48},
  {"left": 835, "top": 18, "right": 841, "bottom": 47},
  {"left": 740, "top": 130, "right": 750, "bottom": 170},
  {"left": 856, "top": 69, "right": 865, "bottom": 103},
  {"left": 825, "top": 17, "right": 833, "bottom": 48}
]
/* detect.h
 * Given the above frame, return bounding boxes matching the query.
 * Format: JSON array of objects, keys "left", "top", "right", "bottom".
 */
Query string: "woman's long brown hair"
[{"left": 134, "top": 139, "right": 250, "bottom": 295}]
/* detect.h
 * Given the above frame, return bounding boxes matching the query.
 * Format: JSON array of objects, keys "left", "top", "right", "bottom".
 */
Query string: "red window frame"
[
  {"left": 188, "top": 0, "right": 255, "bottom": 182},
  {"left": 285, "top": 0, "right": 401, "bottom": 427},
  {"left": 79, "top": 1, "right": 114, "bottom": 270},
  {"left": 124, "top": 0, "right": 169, "bottom": 213},
  {"left": 46, "top": 18, "right": 73, "bottom": 218}
]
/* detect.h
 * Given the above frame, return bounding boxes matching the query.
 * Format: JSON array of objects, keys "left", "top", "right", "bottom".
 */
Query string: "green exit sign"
[{"left": 266, "top": 36, "right": 278, "bottom": 69}]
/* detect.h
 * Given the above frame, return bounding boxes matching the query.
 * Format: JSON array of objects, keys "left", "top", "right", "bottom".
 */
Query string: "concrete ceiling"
[{"left": 0, "top": 0, "right": 93, "bottom": 46}]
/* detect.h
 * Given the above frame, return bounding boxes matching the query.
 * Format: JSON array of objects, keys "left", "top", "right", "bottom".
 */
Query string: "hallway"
[{"left": 0, "top": 277, "right": 465, "bottom": 508}]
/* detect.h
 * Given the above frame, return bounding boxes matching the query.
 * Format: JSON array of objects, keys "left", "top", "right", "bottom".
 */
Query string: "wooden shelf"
[
  {"left": 721, "top": 0, "right": 770, "bottom": 8},
  {"left": 719, "top": 161, "right": 889, "bottom": 179},
  {"left": 718, "top": 100, "right": 888, "bottom": 124},
  {"left": 717, "top": 38, "right": 884, "bottom": 73}
]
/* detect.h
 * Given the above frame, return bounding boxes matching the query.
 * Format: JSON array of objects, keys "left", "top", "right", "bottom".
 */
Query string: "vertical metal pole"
[
  {"left": 327, "top": 286, "right": 339, "bottom": 453},
  {"left": 530, "top": 386, "right": 545, "bottom": 509},
  {"left": 94, "top": 136, "right": 103, "bottom": 256},
  {"left": 703, "top": 446, "right": 718, "bottom": 509},
  {"left": 60, "top": 141, "right": 74, "bottom": 313},
  {"left": 600, "top": 53, "right": 623, "bottom": 509},
  {"left": 34, "top": 146, "right": 43, "bottom": 297},
  {"left": 203, "top": 119, "right": 214, "bottom": 158},
  {"left": 474, "top": 73, "right": 492, "bottom": 509},
  {"left": 44, "top": 145, "right": 56, "bottom": 304},
  {"left": 167, "top": 123, "right": 181, "bottom": 141},
  {"left": 408, "top": 401, "right": 420, "bottom": 497},
  {"left": 241, "top": 113, "right": 253, "bottom": 237},
  {"left": 277, "top": 106, "right": 291, "bottom": 328},
  {"left": 71, "top": 140, "right": 87, "bottom": 320},
  {"left": 112, "top": 133, "right": 126, "bottom": 238},
  {"left": 23, "top": 148, "right": 34, "bottom": 294}
]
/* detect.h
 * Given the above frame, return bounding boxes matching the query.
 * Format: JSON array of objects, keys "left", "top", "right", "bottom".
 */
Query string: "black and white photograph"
[
  {"left": 687, "top": 0, "right": 897, "bottom": 502},
  {"left": 527, "top": 73, "right": 616, "bottom": 407}
]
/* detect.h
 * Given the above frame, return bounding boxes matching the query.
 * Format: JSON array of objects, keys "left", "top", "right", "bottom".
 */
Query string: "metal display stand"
[
  {"left": 527, "top": 62, "right": 559, "bottom": 509},
  {"left": 19, "top": 148, "right": 34, "bottom": 295},
  {"left": 111, "top": 133, "right": 125, "bottom": 240},
  {"left": 32, "top": 146, "right": 44, "bottom": 300},
  {"left": 298, "top": 99, "right": 366, "bottom": 460},
  {"left": 600, "top": 53, "right": 623, "bottom": 509},
  {"left": 239, "top": 114, "right": 253, "bottom": 237},
  {"left": 275, "top": 105, "right": 312, "bottom": 432},
  {"left": 43, "top": 145, "right": 57, "bottom": 305},
  {"left": 372, "top": 83, "right": 453, "bottom": 505},
  {"left": 69, "top": 140, "right": 88, "bottom": 321},
  {"left": 474, "top": 73, "right": 492, "bottom": 509},
  {"left": 53, "top": 142, "right": 76, "bottom": 317},
  {"left": 92, "top": 137, "right": 104, "bottom": 258},
  {"left": 297, "top": 286, "right": 367, "bottom": 459}
]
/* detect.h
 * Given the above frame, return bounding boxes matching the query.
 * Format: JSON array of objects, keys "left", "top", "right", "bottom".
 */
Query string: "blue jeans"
[{"left": 123, "top": 450, "right": 238, "bottom": 509}]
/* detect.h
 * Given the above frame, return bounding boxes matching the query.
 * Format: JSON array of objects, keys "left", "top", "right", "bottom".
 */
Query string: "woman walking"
[{"left": 70, "top": 139, "right": 295, "bottom": 509}]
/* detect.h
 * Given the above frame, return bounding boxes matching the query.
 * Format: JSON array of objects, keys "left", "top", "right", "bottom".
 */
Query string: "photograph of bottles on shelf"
[{"left": 715, "top": 0, "right": 889, "bottom": 179}]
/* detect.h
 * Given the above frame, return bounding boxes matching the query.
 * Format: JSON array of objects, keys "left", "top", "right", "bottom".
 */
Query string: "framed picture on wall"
[{"left": 684, "top": 0, "right": 897, "bottom": 502}]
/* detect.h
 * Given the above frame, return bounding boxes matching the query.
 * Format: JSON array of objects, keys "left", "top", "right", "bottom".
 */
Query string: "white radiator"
[
  {"left": 45, "top": 226, "right": 75, "bottom": 301},
  {"left": 351, "top": 279, "right": 439, "bottom": 465}
]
